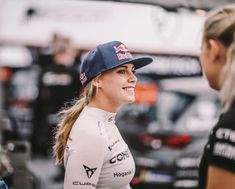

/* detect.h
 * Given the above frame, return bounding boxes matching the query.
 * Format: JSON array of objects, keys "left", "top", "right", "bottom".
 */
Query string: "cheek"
[
  {"left": 200, "top": 49, "right": 206, "bottom": 67},
  {"left": 200, "top": 43, "right": 208, "bottom": 67},
  {"left": 102, "top": 80, "right": 122, "bottom": 95},
  {"left": 200, "top": 50, "right": 211, "bottom": 75}
]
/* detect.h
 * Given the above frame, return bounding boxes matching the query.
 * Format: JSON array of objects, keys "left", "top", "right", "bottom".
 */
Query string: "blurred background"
[{"left": 0, "top": 0, "right": 234, "bottom": 189}]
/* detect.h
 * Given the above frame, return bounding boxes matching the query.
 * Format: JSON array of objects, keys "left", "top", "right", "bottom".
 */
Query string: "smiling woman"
[
  {"left": 91, "top": 64, "right": 137, "bottom": 110},
  {"left": 52, "top": 41, "right": 152, "bottom": 189}
]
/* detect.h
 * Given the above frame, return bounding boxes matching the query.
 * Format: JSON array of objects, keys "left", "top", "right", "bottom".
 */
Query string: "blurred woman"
[
  {"left": 53, "top": 41, "right": 152, "bottom": 189},
  {"left": 199, "top": 4, "right": 235, "bottom": 189}
]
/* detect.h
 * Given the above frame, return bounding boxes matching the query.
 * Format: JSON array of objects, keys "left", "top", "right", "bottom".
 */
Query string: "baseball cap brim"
[
  {"left": 129, "top": 57, "right": 153, "bottom": 69},
  {"left": 101, "top": 57, "right": 153, "bottom": 74}
]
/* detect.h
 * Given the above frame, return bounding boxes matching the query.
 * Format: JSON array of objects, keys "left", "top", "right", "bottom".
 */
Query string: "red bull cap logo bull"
[
  {"left": 80, "top": 72, "right": 87, "bottom": 85},
  {"left": 114, "top": 44, "right": 133, "bottom": 61}
]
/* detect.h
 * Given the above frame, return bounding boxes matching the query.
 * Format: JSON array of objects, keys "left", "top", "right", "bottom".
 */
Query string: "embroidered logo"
[
  {"left": 80, "top": 72, "right": 87, "bottom": 84},
  {"left": 83, "top": 165, "right": 97, "bottom": 178},
  {"left": 113, "top": 44, "right": 132, "bottom": 60}
]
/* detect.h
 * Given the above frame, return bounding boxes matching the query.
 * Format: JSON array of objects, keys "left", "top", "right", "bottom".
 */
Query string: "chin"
[
  {"left": 209, "top": 82, "right": 220, "bottom": 91},
  {"left": 123, "top": 98, "right": 135, "bottom": 104}
]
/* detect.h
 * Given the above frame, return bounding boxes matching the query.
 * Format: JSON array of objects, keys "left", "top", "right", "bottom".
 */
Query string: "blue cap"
[{"left": 80, "top": 41, "right": 153, "bottom": 86}]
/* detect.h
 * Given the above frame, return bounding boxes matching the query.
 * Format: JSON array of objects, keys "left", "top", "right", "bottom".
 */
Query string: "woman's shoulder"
[
  {"left": 66, "top": 116, "right": 108, "bottom": 154},
  {"left": 217, "top": 107, "right": 235, "bottom": 129},
  {"left": 70, "top": 113, "right": 108, "bottom": 140}
]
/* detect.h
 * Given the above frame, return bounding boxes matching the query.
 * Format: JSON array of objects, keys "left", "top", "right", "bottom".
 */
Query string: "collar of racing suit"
[{"left": 83, "top": 106, "right": 117, "bottom": 124}]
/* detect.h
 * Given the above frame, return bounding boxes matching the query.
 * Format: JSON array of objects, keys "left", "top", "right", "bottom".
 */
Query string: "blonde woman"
[
  {"left": 53, "top": 41, "right": 152, "bottom": 189},
  {"left": 199, "top": 4, "right": 235, "bottom": 189}
]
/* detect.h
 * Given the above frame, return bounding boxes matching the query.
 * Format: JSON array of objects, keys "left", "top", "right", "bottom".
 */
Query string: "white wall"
[{"left": 0, "top": 0, "right": 204, "bottom": 55}]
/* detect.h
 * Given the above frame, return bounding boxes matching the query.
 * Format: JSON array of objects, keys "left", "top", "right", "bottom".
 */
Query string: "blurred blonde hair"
[
  {"left": 53, "top": 81, "right": 97, "bottom": 165},
  {"left": 51, "top": 33, "right": 73, "bottom": 55},
  {"left": 203, "top": 4, "right": 235, "bottom": 111}
]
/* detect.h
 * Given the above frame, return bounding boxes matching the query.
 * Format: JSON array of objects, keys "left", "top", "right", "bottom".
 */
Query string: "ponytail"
[
  {"left": 53, "top": 82, "right": 96, "bottom": 165},
  {"left": 220, "top": 34, "right": 235, "bottom": 111}
]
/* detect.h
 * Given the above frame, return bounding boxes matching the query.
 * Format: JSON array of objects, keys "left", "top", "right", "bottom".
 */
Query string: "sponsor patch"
[
  {"left": 213, "top": 142, "right": 235, "bottom": 160},
  {"left": 83, "top": 165, "right": 97, "bottom": 178},
  {"left": 114, "top": 168, "right": 134, "bottom": 178},
  {"left": 72, "top": 181, "right": 96, "bottom": 187},
  {"left": 80, "top": 72, "right": 87, "bottom": 84},
  {"left": 113, "top": 44, "right": 132, "bottom": 61},
  {"left": 109, "top": 149, "right": 130, "bottom": 164},
  {"left": 216, "top": 128, "right": 235, "bottom": 143},
  {"left": 108, "top": 139, "right": 120, "bottom": 151}
]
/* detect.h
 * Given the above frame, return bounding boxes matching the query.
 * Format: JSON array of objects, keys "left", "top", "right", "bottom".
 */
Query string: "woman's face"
[
  {"left": 97, "top": 63, "right": 137, "bottom": 108},
  {"left": 200, "top": 39, "right": 225, "bottom": 90}
]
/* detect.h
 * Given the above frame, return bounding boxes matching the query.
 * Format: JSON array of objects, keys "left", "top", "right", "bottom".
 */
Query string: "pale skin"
[
  {"left": 200, "top": 39, "right": 226, "bottom": 90},
  {"left": 200, "top": 39, "right": 235, "bottom": 189},
  {"left": 88, "top": 63, "right": 137, "bottom": 113}
]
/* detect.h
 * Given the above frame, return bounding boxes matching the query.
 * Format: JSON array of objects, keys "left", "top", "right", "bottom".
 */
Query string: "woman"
[
  {"left": 199, "top": 4, "right": 235, "bottom": 189},
  {"left": 53, "top": 41, "right": 153, "bottom": 189}
]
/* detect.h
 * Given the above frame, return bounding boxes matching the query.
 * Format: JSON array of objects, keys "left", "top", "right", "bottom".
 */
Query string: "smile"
[{"left": 122, "top": 86, "right": 135, "bottom": 92}]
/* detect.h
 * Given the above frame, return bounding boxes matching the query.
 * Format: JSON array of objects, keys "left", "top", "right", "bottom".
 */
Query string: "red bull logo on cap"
[
  {"left": 114, "top": 44, "right": 133, "bottom": 61},
  {"left": 80, "top": 72, "right": 87, "bottom": 84}
]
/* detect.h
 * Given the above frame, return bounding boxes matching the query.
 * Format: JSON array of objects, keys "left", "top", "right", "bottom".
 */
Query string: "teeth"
[{"left": 125, "top": 87, "right": 134, "bottom": 91}]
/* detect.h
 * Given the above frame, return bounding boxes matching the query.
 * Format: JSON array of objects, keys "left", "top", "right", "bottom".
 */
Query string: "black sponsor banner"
[{"left": 135, "top": 54, "right": 202, "bottom": 78}]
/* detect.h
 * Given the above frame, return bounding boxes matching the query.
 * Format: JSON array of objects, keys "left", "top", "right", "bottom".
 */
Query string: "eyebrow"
[{"left": 118, "top": 65, "right": 135, "bottom": 69}]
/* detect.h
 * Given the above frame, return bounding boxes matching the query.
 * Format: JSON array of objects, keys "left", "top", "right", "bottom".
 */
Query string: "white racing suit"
[{"left": 64, "top": 106, "right": 135, "bottom": 189}]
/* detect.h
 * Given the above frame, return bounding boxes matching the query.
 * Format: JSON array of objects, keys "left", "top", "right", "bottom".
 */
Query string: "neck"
[{"left": 88, "top": 97, "right": 119, "bottom": 113}]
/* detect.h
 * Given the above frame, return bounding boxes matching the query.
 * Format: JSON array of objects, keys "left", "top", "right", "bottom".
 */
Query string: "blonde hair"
[
  {"left": 53, "top": 82, "right": 97, "bottom": 165},
  {"left": 203, "top": 4, "right": 235, "bottom": 111}
]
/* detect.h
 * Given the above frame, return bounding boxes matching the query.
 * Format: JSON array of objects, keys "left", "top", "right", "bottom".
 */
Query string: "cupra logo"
[{"left": 83, "top": 165, "right": 97, "bottom": 178}]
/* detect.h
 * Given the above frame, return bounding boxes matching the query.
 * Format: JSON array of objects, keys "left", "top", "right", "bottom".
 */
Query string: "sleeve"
[
  {"left": 209, "top": 117, "right": 235, "bottom": 173},
  {"left": 64, "top": 133, "right": 107, "bottom": 189}
]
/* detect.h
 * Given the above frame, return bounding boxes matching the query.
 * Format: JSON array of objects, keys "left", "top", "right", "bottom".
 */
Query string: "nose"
[{"left": 129, "top": 71, "right": 137, "bottom": 83}]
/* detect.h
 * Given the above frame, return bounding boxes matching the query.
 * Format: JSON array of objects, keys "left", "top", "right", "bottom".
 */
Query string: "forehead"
[
  {"left": 115, "top": 63, "right": 135, "bottom": 69},
  {"left": 101, "top": 63, "right": 135, "bottom": 77}
]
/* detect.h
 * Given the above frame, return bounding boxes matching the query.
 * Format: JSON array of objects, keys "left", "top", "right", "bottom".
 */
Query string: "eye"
[
  {"left": 117, "top": 69, "right": 126, "bottom": 74},
  {"left": 132, "top": 69, "right": 136, "bottom": 74}
]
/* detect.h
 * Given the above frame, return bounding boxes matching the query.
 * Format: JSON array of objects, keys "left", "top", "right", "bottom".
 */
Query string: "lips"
[{"left": 122, "top": 86, "right": 135, "bottom": 92}]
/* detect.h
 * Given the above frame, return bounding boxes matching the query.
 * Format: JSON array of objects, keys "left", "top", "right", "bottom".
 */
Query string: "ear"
[
  {"left": 208, "top": 39, "right": 225, "bottom": 63},
  {"left": 92, "top": 77, "right": 100, "bottom": 88}
]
